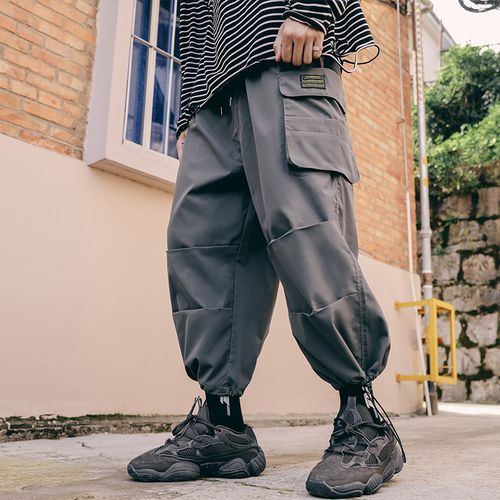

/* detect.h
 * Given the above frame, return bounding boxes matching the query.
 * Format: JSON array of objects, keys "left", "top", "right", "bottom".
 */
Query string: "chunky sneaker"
[
  {"left": 127, "top": 397, "right": 266, "bottom": 482},
  {"left": 306, "top": 384, "right": 406, "bottom": 498}
]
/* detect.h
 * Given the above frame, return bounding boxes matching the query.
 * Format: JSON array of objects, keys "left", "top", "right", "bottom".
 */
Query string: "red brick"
[
  {"left": 0, "top": 59, "right": 26, "bottom": 80},
  {"left": 61, "top": 99, "right": 86, "bottom": 119},
  {"left": 11, "top": 0, "right": 64, "bottom": 26},
  {"left": 0, "top": 13, "right": 17, "bottom": 33},
  {"left": 26, "top": 72, "right": 79, "bottom": 101},
  {"left": 3, "top": 47, "right": 56, "bottom": 79},
  {"left": 19, "top": 128, "right": 74, "bottom": 156},
  {"left": 0, "top": 27, "right": 30, "bottom": 52},
  {"left": 75, "top": 0, "right": 96, "bottom": 17},
  {"left": 0, "top": 108, "right": 49, "bottom": 132},
  {"left": 17, "top": 23, "right": 44, "bottom": 46},
  {"left": 28, "top": 16, "right": 85, "bottom": 50},
  {"left": 51, "top": 124, "right": 83, "bottom": 147},
  {"left": 57, "top": 71, "right": 86, "bottom": 92},
  {"left": 44, "top": 36, "right": 71, "bottom": 58},
  {"left": 32, "top": 46, "right": 82, "bottom": 76},
  {"left": 23, "top": 99, "right": 74, "bottom": 128},
  {"left": 38, "top": 89, "right": 61, "bottom": 109},
  {"left": 61, "top": 17, "right": 95, "bottom": 45},
  {"left": 9, "top": 79, "right": 37, "bottom": 99},
  {"left": 0, "top": 88, "right": 21, "bottom": 108},
  {"left": 37, "top": 0, "right": 88, "bottom": 24},
  {"left": 0, "top": 120, "right": 19, "bottom": 137}
]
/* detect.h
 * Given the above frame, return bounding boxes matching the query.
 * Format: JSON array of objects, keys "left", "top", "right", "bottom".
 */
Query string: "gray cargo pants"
[{"left": 167, "top": 57, "right": 390, "bottom": 397}]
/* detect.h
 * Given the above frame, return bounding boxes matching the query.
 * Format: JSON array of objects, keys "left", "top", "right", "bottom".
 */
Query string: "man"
[{"left": 128, "top": 1, "right": 406, "bottom": 497}]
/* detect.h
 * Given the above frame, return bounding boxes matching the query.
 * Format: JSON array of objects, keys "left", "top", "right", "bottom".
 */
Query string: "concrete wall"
[{"left": 0, "top": 134, "right": 421, "bottom": 418}]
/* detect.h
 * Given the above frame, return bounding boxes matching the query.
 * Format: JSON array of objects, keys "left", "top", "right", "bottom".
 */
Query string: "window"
[
  {"left": 85, "top": 0, "right": 180, "bottom": 190},
  {"left": 126, "top": 0, "right": 181, "bottom": 158}
]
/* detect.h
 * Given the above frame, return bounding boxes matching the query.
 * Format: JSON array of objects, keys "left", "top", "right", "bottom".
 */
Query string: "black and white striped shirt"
[{"left": 176, "top": 0, "right": 380, "bottom": 138}]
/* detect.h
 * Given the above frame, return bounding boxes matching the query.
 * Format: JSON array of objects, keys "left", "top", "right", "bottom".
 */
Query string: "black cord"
[{"left": 458, "top": 0, "right": 500, "bottom": 13}]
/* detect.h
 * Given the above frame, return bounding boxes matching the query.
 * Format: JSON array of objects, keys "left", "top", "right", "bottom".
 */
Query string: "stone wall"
[{"left": 429, "top": 173, "right": 499, "bottom": 403}]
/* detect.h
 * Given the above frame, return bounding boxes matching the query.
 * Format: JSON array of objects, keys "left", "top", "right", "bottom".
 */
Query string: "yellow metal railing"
[{"left": 394, "top": 298, "right": 457, "bottom": 385}]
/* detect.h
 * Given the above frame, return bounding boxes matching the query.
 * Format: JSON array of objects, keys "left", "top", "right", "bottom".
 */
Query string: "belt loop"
[{"left": 319, "top": 55, "right": 324, "bottom": 69}]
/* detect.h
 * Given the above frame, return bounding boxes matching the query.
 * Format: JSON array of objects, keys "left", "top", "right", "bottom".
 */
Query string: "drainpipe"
[
  {"left": 396, "top": 0, "right": 432, "bottom": 417},
  {"left": 412, "top": 0, "right": 438, "bottom": 414}
]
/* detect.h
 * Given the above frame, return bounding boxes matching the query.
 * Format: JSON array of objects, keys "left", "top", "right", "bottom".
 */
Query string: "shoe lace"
[
  {"left": 362, "top": 382, "right": 407, "bottom": 463},
  {"left": 164, "top": 396, "right": 218, "bottom": 447},
  {"left": 326, "top": 383, "right": 407, "bottom": 463},
  {"left": 326, "top": 418, "right": 386, "bottom": 457}
]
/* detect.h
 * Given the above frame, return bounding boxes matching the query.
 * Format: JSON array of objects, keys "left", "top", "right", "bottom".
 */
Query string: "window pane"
[
  {"left": 150, "top": 53, "right": 170, "bottom": 153},
  {"left": 167, "top": 61, "right": 181, "bottom": 158},
  {"left": 134, "top": 0, "right": 152, "bottom": 40},
  {"left": 157, "top": 0, "right": 175, "bottom": 53},
  {"left": 126, "top": 41, "right": 148, "bottom": 145}
]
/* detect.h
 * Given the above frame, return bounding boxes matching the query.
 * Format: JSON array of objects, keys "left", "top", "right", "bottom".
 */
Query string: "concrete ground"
[{"left": 1, "top": 403, "right": 499, "bottom": 500}]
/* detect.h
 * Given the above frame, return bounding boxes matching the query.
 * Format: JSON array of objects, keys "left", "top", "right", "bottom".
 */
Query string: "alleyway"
[{"left": 1, "top": 404, "right": 499, "bottom": 499}]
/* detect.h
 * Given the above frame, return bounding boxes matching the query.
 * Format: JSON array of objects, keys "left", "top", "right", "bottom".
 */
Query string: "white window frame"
[{"left": 85, "top": 0, "right": 180, "bottom": 191}]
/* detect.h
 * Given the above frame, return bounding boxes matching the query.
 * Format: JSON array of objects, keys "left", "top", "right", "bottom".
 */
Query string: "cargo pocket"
[{"left": 279, "top": 66, "right": 360, "bottom": 184}]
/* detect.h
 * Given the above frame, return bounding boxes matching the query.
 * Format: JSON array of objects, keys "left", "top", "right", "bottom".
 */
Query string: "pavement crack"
[{"left": 204, "top": 478, "right": 294, "bottom": 494}]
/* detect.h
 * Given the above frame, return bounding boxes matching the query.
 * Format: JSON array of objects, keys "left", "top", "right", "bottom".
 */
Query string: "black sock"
[
  {"left": 205, "top": 393, "right": 245, "bottom": 432},
  {"left": 339, "top": 384, "right": 380, "bottom": 423}
]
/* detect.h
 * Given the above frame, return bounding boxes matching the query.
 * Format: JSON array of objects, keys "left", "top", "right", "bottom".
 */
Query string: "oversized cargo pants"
[{"left": 167, "top": 56, "right": 391, "bottom": 397}]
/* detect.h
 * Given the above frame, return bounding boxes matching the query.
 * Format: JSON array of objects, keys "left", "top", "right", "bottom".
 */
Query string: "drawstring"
[{"left": 362, "top": 382, "right": 407, "bottom": 463}]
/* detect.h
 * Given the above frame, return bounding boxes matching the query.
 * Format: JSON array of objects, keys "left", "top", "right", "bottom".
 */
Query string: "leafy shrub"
[
  {"left": 425, "top": 45, "right": 500, "bottom": 142},
  {"left": 426, "top": 102, "right": 500, "bottom": 197},
  {"left": 414, "top": 46, "right": 500, "bottom": 199}
]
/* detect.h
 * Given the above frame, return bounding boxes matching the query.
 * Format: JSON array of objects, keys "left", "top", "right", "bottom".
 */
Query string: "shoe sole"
[
  {"left": 306, "top": 447, "right": 404, "bottom": 499},
  {"left": 128, "top": 448, "right": 266, "bottom": 482}
]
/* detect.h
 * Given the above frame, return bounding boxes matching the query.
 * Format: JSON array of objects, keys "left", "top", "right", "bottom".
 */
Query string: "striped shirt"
[{"left": 176, "top": 0, "right": 380, "bottom": 138}]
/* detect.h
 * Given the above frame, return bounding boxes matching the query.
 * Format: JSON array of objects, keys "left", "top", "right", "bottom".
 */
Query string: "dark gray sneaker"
[
  {"left": 306, "top": 386, "right": 405, "bottom": 498},
  {"left": 127, "top": 397, "right": 266, "bottom": 482}
]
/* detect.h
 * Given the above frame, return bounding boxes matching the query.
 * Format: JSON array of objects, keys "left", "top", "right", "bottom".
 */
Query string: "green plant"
[
  {"left": 414, "top": 45, "right": 500, "bottom": 200},
  {"left": 425, "top": 45, "right": 500, "bottom": 142},
  {"left": 426, "top": 102, "right": 500, "bottom": 197}
]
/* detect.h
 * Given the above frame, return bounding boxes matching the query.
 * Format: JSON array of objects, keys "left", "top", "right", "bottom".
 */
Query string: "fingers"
[
  {"left": 281, "top": 32, "right": 293, "bottom": 65},
  {"left": 176, "top": 129, "right": 188, "bottom": 161},
  {"left": 274, "top": 19, "right": 324, "bottom": 66},
  {"left": 273, "top": 26, "right": 282, "bottom": 62},
  {"left": 303, "top": 37, "right": 314, "bottom": 65},
  {"left": 292, "top": 36, "right": 305, "bottom": 66},
  {"left": 312, "top": 34, "right": 323, "bottom": 61}
]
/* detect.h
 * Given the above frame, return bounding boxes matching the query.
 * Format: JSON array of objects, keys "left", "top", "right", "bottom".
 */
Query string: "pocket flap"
[
  {"left": 285, "top": 129, "right": 360, "bottom": 184},
  {"left": 279, "top": 67, "right": 347, "bottom": 114}
]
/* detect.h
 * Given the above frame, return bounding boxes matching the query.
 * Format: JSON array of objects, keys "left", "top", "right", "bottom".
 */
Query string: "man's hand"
[
  {"left": 176, "top": 128, "right": 188, "bottom": 161},
  {"left": 273, "top": 18, "right": 324, "bottom": 66}
]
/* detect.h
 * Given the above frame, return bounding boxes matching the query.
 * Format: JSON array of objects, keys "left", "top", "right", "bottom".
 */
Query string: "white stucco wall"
[{"left": 0, "top": 134, "right": 421, "bottom": 418}]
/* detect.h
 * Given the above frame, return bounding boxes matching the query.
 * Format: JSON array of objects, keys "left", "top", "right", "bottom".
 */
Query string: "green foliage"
[
  {"left": 425, "top": 45, "right": 500, "bottom": 142},
  {"left": 414, "top": 45, "right": 500, "bottom": 199},
  {"left": 426, "top": 102, "right": 500, "bottom": 197}
]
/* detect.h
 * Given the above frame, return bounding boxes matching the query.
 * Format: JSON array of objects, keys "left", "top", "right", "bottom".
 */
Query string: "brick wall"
[
  {"left": 345, "top": 0, "right": 417, "bottom": 272},
  {"left": 0, "top": 0, "right": 97, "bottom": 159},
  {"left": 0, "top": 0, "right": 416, "bottom": 273}
]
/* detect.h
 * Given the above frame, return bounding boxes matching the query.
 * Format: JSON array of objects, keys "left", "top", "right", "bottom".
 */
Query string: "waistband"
[{"left": 207, "top": 55, "right": 342, "bottom": 108}]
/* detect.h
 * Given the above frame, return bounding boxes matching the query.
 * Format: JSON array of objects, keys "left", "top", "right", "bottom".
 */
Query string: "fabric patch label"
[{"left": 300, "top": 74, "right": 326, "bottom": 89}]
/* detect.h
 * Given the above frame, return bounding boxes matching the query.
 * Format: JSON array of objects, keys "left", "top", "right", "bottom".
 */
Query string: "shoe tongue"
[
  {"left": 337, "top": 395, "right": 378, "bottom": 442},
  {"left": 180, "top": 402, "right": 212, "bottom": 439}
]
